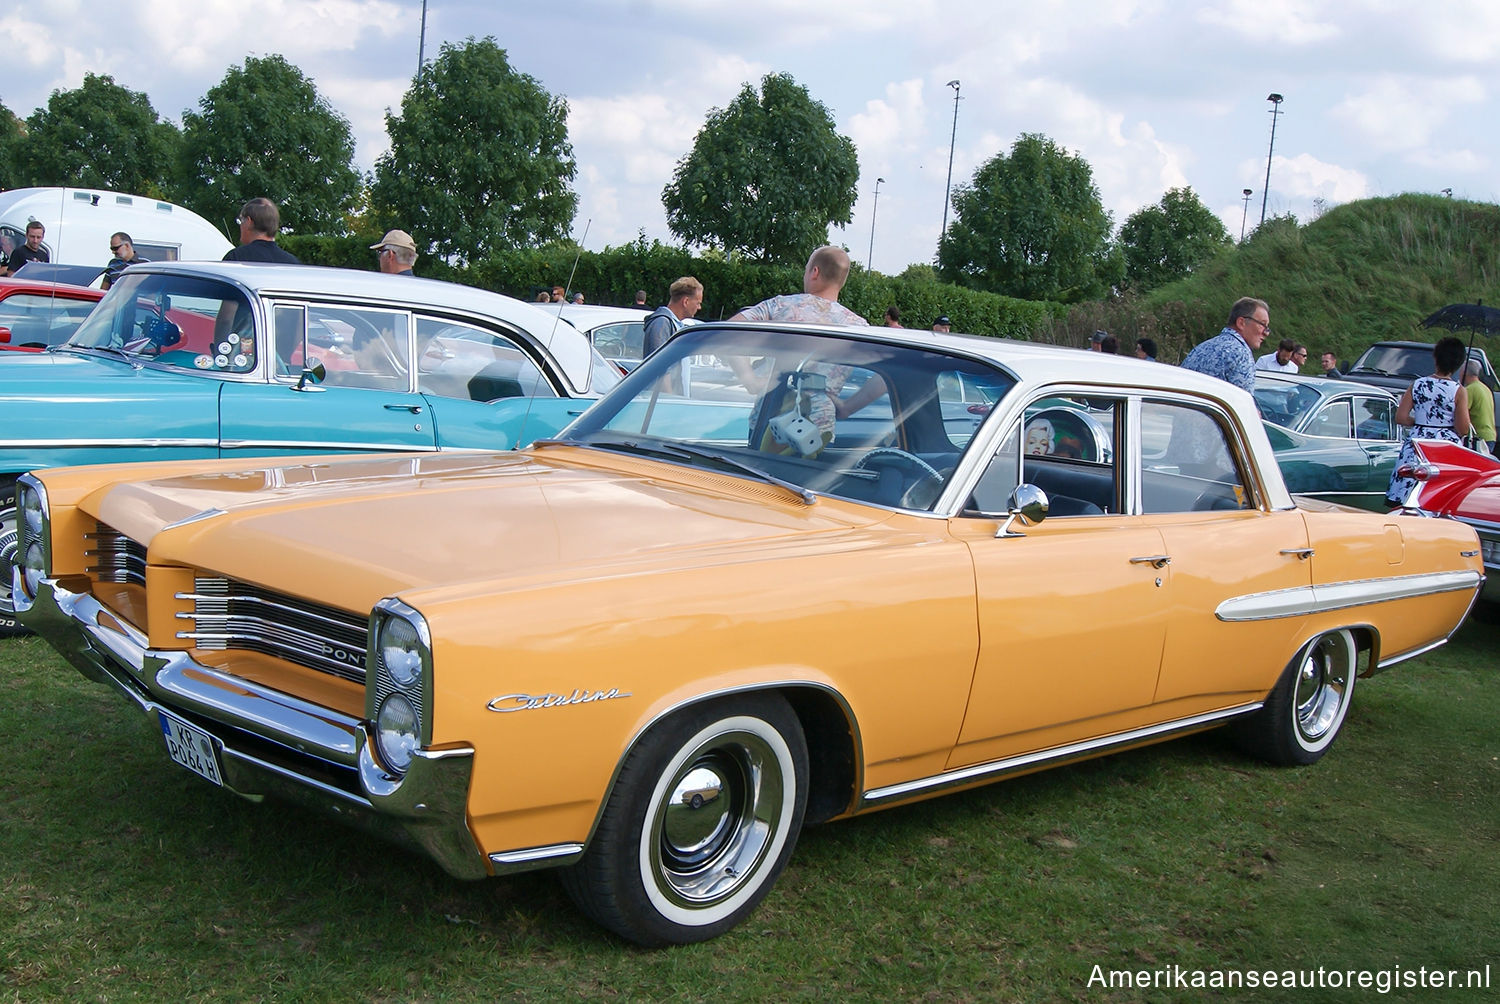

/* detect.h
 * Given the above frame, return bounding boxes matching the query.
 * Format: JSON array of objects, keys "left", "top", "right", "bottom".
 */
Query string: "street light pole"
[
  {"left": 867, "top": 177, "right": 885, "bottom": 271},
  {"left": 417, "top": 0, "right": 428, "bottom": 78},
  {"left": 940, "top": 80, "right": 961, "bottom": 250},
  {"left": 1260, "top": 93, "right": 1283, "bottom": 226},
  {"left": 1240, "top": 188, "right": 1253, "bottom": 241}
]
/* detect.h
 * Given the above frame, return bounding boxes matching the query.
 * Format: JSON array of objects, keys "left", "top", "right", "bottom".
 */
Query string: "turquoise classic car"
[{"left": 0, "top": 261, "right": 620, "bottom": 633}]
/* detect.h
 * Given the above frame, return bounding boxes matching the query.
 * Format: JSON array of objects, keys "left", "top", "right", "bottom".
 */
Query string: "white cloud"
[
  {"left": 1194, "top": 0, "right": 1341, "bottom": 44},
  {"left": 1332, "top": 75, "right": 1486, "bottom": 154}
]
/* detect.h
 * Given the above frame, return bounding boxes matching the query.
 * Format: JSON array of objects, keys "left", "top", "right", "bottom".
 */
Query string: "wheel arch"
[{"left": 578, "top": 681, "right": 862, "bottom": 854}]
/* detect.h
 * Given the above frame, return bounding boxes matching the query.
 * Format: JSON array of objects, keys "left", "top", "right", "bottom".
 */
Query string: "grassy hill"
[{"left": 1041, "top": 194, "right": 1500, "bottom": 364}]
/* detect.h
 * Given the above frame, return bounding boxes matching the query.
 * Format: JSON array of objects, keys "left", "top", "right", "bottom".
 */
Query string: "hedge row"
[{"left": 280, "top": 234, "right": 1066, "bottom": 340}]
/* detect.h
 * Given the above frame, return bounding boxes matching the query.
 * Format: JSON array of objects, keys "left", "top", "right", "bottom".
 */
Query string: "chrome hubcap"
[
  {"left": 650, "top": 731, "right": 784, "bottom": 907},
  {"left": 1294, "top": 634, "right": 1352, "bottom": 742}
]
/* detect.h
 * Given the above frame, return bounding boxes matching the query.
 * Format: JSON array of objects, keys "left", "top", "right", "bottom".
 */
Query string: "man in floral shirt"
[
  {"left": 1181, "top": 298, "right": 1271, "bottom": 393},
  {"left": 730, "top": 246, "right": 868, "bottom": 327}
]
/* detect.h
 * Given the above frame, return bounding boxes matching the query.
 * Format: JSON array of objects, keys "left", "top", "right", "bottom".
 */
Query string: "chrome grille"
[
  {"left": 178, "top": 576, "right": 370, "bottom": 683},
  {"left": 87, "top": 523, "right": 147, "bottom": 585}
]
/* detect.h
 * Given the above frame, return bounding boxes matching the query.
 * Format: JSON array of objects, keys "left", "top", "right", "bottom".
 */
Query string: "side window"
[
  {"left": 415, "top": 318, "right": 556, "bottom": 402},
  {"left": 315, "top": 306, "right": 412, "bottom": 391},
  {"left": 1355, "top": 397, "right": 1396, "bottom": 440},
  {"left": 273, "top": 304, "right": 304, "bottom": 378},
  {"left": 591, "top": 321, "right": 645, "bottom": 364},
  {"left": 1141, "top": 401, "right": 1251, "bottom": 513},
  {"left": 1305, "top": 400, "right": 1352, "bottom": 438},
  {"left": 970, "top": 396, "right": 1118, "bottom": 516}
]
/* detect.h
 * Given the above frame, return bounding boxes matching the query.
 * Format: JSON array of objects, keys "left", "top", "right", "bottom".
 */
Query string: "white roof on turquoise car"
[{"left": 123, "top": 260, "right": 602, "bottom": 393}]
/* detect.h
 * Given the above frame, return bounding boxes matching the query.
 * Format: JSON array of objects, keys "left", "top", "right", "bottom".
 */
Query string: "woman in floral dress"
[{"left": 1386, "top": 336, "right": 1472, "bottom": 506}]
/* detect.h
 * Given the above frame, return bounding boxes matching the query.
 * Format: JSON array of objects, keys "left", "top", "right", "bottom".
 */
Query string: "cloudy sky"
[{"left": 3, "top": 0, "right": 1495, "bottom": 278}]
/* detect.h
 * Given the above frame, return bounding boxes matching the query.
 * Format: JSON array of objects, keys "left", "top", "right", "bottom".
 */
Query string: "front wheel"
[
  {"left": 0, "top": 481, "right": 25, "bottom": 637},
  {"left": 560, "top": 693, "right": 808, "bottom": 945},
  {"left": 1236, "top": 629, "right": 1357, "bottom": 765}
]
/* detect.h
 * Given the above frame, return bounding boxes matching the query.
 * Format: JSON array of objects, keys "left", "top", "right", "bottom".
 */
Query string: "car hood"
[
  {"left": 1, "top": 348, "right": 220, "bottom": 402},
  {"left": 89, "top": 447, "right": 892, "bottom": 614}
]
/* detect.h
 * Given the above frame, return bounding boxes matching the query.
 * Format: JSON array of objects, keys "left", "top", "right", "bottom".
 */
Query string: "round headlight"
[
  {"left": 379, "top": 617, "right": 423, "bottom": 687},
  {"left": 21, "top": 500, "right": 42, "bottom": 539},
  {"left": 18, "top": 541, "right": 45, "bottom": 600},
  {"left": 375, "top": 693, "right": 420, "bottom": 774}
]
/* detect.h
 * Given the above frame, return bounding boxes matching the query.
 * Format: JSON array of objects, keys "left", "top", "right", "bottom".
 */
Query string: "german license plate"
[{"left": 159, "top": 710, "right": 224, "bottom": 787}]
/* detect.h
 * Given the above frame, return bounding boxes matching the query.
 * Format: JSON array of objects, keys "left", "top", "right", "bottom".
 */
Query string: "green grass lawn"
[{"left": 3, "top": 612, "right": 1496, "bottom": 1002}]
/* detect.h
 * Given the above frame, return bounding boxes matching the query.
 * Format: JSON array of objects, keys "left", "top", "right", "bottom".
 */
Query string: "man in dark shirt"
[
  {"left": 3, "top": 221, "right": 50, "bottom": 275},
  {"left": 223, "top": 198, "right": 300, "bottom": 263},
  {"left": 102, "top": 232, "right": 148, "bottom": 289}
]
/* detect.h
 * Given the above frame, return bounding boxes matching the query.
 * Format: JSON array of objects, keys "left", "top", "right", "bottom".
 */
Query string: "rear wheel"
[
  {"left": 0, "top": 481, "right": 24, "bottom": 637},
  {"left": 560, "top": 693, "right": 808, "bottom": 945},
  {"left": 1236, "top": 629, "right": 1357, "bottom": 765}
]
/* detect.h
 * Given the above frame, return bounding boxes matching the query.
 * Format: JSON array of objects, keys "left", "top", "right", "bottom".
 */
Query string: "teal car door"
[{"left": 218, "top": 302, "right": 439, "bottom": 457}]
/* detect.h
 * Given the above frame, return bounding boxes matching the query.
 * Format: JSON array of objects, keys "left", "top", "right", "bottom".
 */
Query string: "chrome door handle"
[
  {"left": 384, "top": 404, "right": 423, "bottom": 413},
  {"left": 1280, "top": 548, "right": 1315, "bottom": 560},
  {"left": 1130, "top": 555, "right": 1171, "bottom": 569}
]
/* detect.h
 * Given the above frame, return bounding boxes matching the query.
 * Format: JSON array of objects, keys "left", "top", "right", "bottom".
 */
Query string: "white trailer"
[{"left": 0, "top": 187, "right": 232, "bottom": 274}]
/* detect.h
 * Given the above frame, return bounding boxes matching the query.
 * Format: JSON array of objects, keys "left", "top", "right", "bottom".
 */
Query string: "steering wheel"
[{"left": 853, "top": 447, "right": 945, "bottom": 509}]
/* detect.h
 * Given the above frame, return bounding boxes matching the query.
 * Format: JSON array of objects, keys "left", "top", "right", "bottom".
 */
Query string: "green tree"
[
  {"left": 1119, "top": 187, "right": 1230, "bottom": 292},
  {"left": 0, "top": 101, "right": 22, "bottom": 182},
  {"left": 663, "top": 73, "right": 858, "bottom": 265},
  {"left": 178, "top": 55, "right": 361, "bottom": 235},
  {"left": 938, "top": 133, "right": 1119, "bottom": 303},
  {"left": 370, "top": 37, "right": 577, "bottom": 264},
  {"left": 6, "top": 75, "right": 180, "bottom": 195}
]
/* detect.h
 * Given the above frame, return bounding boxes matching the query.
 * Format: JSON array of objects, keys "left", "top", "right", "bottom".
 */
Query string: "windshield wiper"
[
  {"left": 567, "top": 438, "right": 817, "bottom": 505},
  {"left": 60, "top": 343, "right": 138, "bottom": 363}
]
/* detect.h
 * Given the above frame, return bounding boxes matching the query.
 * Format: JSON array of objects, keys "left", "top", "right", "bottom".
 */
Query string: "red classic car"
[
  {"left": 1397, "top": 439, "right": 1499, "bottom": 604},
  {"left": 0, "top": 278, "right": 103, "bottom": 352}
]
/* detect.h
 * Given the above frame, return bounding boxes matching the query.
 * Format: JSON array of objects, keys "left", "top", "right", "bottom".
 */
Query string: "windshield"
[
  {"left": 559, "top": 325, "right": 1016, "bottom": 511},
  {"left": 1349, "top": 344, "right": 1433, "bottom": 379},
  {"left": 66, "top": 272, "right": 255, "bottom": 372},
  {"left": 1253, "top": 379, "right": 1324, "bottom": 429}
]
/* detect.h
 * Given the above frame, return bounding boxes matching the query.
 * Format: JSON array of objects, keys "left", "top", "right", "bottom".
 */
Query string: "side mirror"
[
  {"left": 294, "top": 361, "right": 327, "bottom": 391},
  {"left": 0, "top": 326, "right": 10, "bottom": 344},
  {"left": 995, "top": 483, "right": 1049, "bottom": 538}
]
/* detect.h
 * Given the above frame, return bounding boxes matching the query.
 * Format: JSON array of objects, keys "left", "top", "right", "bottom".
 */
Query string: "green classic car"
[{"left": 1254, "top": 373, "right": 1402, "bottom": 511}]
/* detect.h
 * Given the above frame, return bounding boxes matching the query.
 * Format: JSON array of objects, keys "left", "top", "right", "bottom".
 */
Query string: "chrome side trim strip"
[
  {"left": 861, "top": 703, "right": 1260, "bottom": 807},
  {"left": 1377, "top": 637, "right": 1449, "bottom": 671},
  {"left": 489, "top": 843, "right": 585, "bottom": 869},
  {"left": 162, "top": 508, "right": 227, "bottom": 530},
  {"left": 0, "top": 437, "right": 217, "bottom": 448},
  {"left": 218, "top": 440, "right": 440, "bottom": 452},
  {"left": 1215, "top": 569, "right": 1482, "bottom": 622}
]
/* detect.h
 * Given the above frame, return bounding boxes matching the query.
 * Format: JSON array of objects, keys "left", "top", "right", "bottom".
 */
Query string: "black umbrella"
[{"left": 1419, "top": 301, "right": 1500, "bottom": 335}]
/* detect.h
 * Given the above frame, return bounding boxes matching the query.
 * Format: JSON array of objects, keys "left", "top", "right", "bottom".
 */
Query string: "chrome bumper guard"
[{"left": 20, "top": 575, "right": 489, "bottom": 881}]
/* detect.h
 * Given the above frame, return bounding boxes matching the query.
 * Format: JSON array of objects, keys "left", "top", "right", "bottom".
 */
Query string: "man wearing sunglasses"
[
  {"left": 1180, "top": 297, "right": 1271, "bottom": 393},
  {"left": 371, "top": 229, "right": 418, "bottom": 276},
  {"left": 102, "top": 232, "right": 149, "bottom": 290}
]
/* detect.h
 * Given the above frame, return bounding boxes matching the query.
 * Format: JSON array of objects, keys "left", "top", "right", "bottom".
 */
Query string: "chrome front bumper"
[{"left": 19, "top": 575, "right": 489, "bottom": 880}]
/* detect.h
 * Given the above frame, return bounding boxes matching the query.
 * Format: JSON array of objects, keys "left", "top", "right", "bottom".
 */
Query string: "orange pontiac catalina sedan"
[{"left": 14, "top": 320, "right": 1484, "bottom": 945}]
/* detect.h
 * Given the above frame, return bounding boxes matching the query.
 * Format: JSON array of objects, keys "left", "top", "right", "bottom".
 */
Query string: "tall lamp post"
[
  {"left": 416, "top": 0, "right": 428, "bottom": 77},
  {"left": 1240, "top": 188, "right": 1253, "bottom": 240},
  {"left": 867, "top": 177, "right": 885, "bottom": 271},
  {"left": 940, "top": 80, "right": 961, "bottom": 249},
  {"left": 1259, "top": 93, "right": 1283, "bottom": 226}
]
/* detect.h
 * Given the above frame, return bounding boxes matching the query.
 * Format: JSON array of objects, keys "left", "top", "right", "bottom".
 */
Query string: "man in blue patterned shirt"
[{"left": 1180, "top": 297, "right": 1271, "bottom": 393}]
